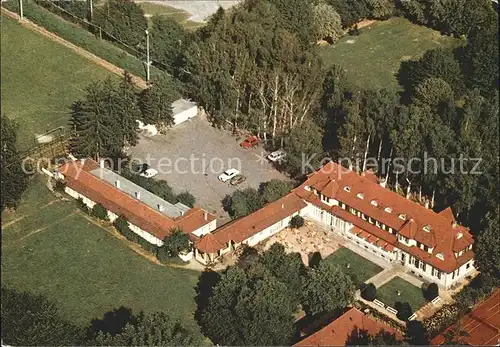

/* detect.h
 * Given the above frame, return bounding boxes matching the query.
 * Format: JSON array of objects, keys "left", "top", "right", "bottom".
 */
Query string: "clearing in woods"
[
  {"left": 1, "top": 14, "right": 118, "bottom": 150},
  {"left": 320, "top": 17, "right": 463, "bottom": 92}
]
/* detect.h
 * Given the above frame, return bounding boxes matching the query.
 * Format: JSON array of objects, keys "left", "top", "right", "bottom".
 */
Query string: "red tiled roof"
[
  {"left": 195, "top": 233, "right": 224, "bottom": 253},
  {"left": 58, "top": 160, "right": 216, "bottom": 240},
  {"left": 201, "top": 193, "right": 307, "bottom": 253},
  {"left": 294, "top": 161, "right": 474, "bottom": 273},
  {"left": 431, "top": 289, "right": 500, "bottom": 346},
  {"left": 294, "top": 308, "right": 402, "bottom": 346}
]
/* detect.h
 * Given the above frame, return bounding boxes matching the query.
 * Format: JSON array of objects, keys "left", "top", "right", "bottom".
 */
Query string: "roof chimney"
[
  {"left": 180, "top": 211, "right": 184, "bottom": 216},
  {"left": 115, "top": 180, "right": 121, "bottom": 189},
  {"left": 157, "top": 204, "right": 164, "bottom": 212},
  {"left": 135, "top": 191, "right": 141, "bottom": 200},
  {"left": 204, "top": 211, "right": 208, "bottom": 221},
  {"left": 452, "top": 221, "right": 457, "bottom": 229},
  {"left": 281, "top": 203, "right": 285, "bottom": 209},
  {"left": 424, "top": 200, "right": 429, "bottom": 209}
]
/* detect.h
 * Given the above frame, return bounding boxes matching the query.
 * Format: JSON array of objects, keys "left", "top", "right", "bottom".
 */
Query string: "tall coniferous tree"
[
  {"left": 0, "top": 115, "right": 28, "bottom": 211},
  {"left": 115, "top": 72, "right": 140, "bottom": 147},
  {"left": 70, "top": 80, "right": 116, "bottom": 160}
]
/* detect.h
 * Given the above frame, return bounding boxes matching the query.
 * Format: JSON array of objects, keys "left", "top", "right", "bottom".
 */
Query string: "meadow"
[
  {"left": 319, "top": 17, "right": 463, "bottom": 91},
  {"left": 1, "top": 15, "right": 117, "bottom": 150},
  {"left": 1, "top": 176, "right": 203, "bottom": 337}
]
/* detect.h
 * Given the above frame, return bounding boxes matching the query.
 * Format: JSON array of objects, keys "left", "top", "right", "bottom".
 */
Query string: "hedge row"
[{"left": 2, "top": 0, "right": 160, "bottom": 80}]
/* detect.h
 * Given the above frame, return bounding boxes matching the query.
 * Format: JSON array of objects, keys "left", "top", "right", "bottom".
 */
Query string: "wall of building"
[
  {"left": 65, "top": 187, "right": 96, "bottom": 209},
  {"left": 127, "top": 222, "right": 164, "bottom": 247},
  {"left": 191, "top": 219, "right": 217, "bottom": 237}
]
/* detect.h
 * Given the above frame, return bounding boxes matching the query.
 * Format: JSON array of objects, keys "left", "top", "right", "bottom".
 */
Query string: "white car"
[
  {"left": 267, "top": 149, "right": 286, "bottom": 162},
  {"left": 140, "top": 168, "right": 158, "bottom": 178},
  {"left": 218, "top": 168, "right": 240, "bottom": 182}
]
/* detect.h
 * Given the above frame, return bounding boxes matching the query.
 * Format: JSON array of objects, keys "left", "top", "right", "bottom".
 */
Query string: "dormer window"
[
  {"left": 371, "top": 200, "right": 378, "bottom": 206},
  {"left": 423, "top": 225, "right": 431, "bottom": 233},
  {"left": 436, "top": 253, "right": 444, "bottom": 260},
  {"left": 398, "top": 213, "right": 407, "bottom": 220},
  {"left": 344, "top": 186, "right": 351, "bottom": 192},
  {"left": 357, "top": 193, "right": 364, "bottom": 199},
  {"left": 384, "top": 207, "right": 392, "bottom": 213},
  {"left": 456, "top": 232, "right": 463, "bottom": 239}
]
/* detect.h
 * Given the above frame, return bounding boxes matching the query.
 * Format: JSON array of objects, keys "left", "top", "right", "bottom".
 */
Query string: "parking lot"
[{"left": 127, "top": 117, "right": 289, "bottom": 224}]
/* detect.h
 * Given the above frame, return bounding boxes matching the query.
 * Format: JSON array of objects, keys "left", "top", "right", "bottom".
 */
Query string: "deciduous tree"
[{"left": 301, "top": 261, "right": 355, "bottom": 315}]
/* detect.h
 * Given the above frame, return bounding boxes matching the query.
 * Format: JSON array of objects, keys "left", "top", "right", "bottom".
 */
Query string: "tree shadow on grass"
[
  {"left": 86, "top": 306, "right": 137, "bottom": 339},
  {"left": 194, "top": 269, "right": 221, "bottom": 327}
]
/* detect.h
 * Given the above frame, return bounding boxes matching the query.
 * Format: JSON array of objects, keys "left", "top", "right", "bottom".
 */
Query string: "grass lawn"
[
  {"left": 1, "top": 176, "right": 203, "bottom": 337},
  {"left": 325, "top": 247, "right": 383, "bottom": 286},
  {"left": 376, "top": 276, "right": 427, "bottom": 311},
  {"left": 1, "top": 15, "right": 117, "bottom": 150},
  {"left": 139, "top": 2, "right": 204, "bottom": 30},
  {"left": 319, "top": 17, "right": 463, "bottom": 92}
]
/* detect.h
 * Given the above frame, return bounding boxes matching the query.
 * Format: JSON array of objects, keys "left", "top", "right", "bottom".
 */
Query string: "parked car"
[
  {"left": 230, "top": 174, "right": 247, "bottom": 186},
  {"left": 240, "top": 135, "right": 259, "bottom": 148},
  {"left": 218, "top": 168, "right": 240, "bottom": 182},
  {"left": 132, "top": 163, "right": 149, "bottom": 174},
  {"left": 267, "top": 149, "right": 286, "bottom": 162},
  {"left": 140, "top": 168, "right": 158, "bottom": 178}
]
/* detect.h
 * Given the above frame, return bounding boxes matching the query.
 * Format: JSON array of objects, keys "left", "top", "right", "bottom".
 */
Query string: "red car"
[{"left": 240, "top": 135, "right": 259, "bottom": 148}]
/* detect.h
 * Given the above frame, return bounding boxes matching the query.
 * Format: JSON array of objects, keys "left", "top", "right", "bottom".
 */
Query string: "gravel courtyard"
[{"left": 127, "top": 117, "right": 289, "bottom": 224}]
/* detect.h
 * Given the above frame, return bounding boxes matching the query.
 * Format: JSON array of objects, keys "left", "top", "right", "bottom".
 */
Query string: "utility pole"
[
  {"left": 19, "top": 0, "right": 23, "bottom": 19},
  {"left": 145, "top": 29, "right": 150, "bottom": 83}
]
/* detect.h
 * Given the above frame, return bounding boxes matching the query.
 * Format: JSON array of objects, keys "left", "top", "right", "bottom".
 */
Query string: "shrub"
[
  {"left": 76, "top": 198, "right": 90, "bottom": 213},
  {"left": 395, "top": 302, "right": 413, "bottom": 321},
  {"left": 290, "top": 215, "right": 305, "bottom": 229},
  {"left": 91, "top": 203, "right": 109, "bottom": 221},
  {"left": 361, "top": 283, "right": 377, "bottom": 301},
  {"left": 176, "top": 191, "right": 196, "bottom": 207},
  {"left": 53, "top": 179, "right": 67, "bottom": 193},
  {"left": 424, "top": 283, "right": 439, "bottom": 301},
  {"left": 138, "top": 237, "right": 158, "bottom": 254}
]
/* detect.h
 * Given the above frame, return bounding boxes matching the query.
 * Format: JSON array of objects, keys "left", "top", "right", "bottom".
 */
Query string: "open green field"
[
  {"left": 319, "top": 17, "right": 463, "bottom": 92},
  {"left": 376, "top": 276, "right": 427, "bottom": 311},
  {"left": 1, "top": 176, "right": 203, "bottom": 336},
  {"left": 1, "top": 15, "right": 117, "bottom": 150},
  {"left": 325, "top": 247, "right": 383, "bottom": 286},
  {"left": 138, "top": 2, "right": 204, "bottom": 30}
]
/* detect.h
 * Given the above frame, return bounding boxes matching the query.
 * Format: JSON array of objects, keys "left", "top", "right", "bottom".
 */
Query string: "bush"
[
  {"left": 76, "top": 197, "right": 90, "bottom": 213},
  {"left": 361, "top": 283, "right": 377, "bottom": 301},
  {"left": 290, "top": 215, "right": 305, "bottom": 229},
  {"left": 395, "top": 302, "right": 413, "bottom": 321},
  {"left": 53, "top": 179, "right": 67, "bottom": 193},
  {"left": 424, "top": 283, "right": 439, "bottom": 301},
  {"left": 176, "top": 191, "right": 196, "bottom": 207},
  {"left": 138, "top": 237, "right": 158, "bottom": 254},
  {"left": 91, "top": 203, "right": 109, "bottom": 221}
]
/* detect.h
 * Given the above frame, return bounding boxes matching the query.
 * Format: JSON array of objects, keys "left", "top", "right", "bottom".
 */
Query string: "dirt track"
[{"left": 1, "top": 7, "right": 148, "bottom": 89}]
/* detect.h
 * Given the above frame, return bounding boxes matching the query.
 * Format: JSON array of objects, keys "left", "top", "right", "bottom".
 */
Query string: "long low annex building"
[{"left": 57, "top": 159, "right": 217, "bottom": 258}]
